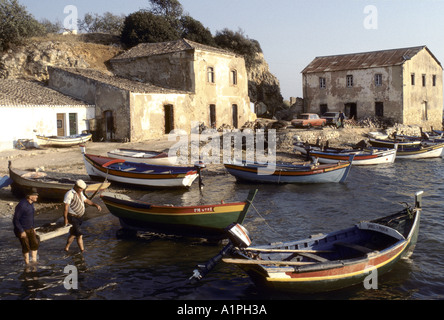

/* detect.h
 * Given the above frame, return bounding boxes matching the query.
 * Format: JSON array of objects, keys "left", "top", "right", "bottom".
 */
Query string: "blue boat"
[{"left": 224, "top": 156, "right": 353, "bottom": 184}]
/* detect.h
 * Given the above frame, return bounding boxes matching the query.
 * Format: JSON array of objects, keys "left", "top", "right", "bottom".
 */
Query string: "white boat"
[
  {"left": 107, "top": 148, "right": 177, "bottom": 165},
  {"left": 36, "top": 133, "right": 92, "bottom": 147}
]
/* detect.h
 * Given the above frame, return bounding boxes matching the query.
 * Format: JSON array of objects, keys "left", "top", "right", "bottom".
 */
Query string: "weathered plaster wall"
[
  {"left": 111, "top": 51, "right": 195, "bottom": 92},
  {"left": 193, "top": 50, "right": 251, "bottom": 128},
  {"left": 403, "top": 49, "right": 443, "bottom": 129},
  {"left": 304, "top": 66, "right": 403, "bottom": 120},
  {"left": 130, "top": 93, "right": 191, "bottom": 140},
  {"left": 48, "top": 67, "right": 96, "bottom": 104}
]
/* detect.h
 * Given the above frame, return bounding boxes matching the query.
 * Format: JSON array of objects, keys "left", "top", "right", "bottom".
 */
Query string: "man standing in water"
[
  {"left": 63, "top": 180, "right": 101, "bottom": 252},
  {"left": 13, "top": 188, "right": 40, "bottom": 265}
]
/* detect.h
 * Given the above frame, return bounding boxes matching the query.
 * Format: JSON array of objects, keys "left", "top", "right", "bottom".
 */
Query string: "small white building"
[{"left": 0, "top": 79, "right": 94, "bottom": 151}]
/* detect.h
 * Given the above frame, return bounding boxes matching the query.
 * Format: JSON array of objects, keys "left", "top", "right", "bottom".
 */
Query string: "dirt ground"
[{"left": 0, "top": 127, "right": 373, "bottom": 220}]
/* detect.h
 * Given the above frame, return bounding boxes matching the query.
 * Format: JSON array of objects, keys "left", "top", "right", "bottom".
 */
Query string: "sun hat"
[
  {"left": 26, "top": 188, "right": 39, "bottom": 196},
  {"left": 75, "top": 179, "right": 87, "bottom": 189}
]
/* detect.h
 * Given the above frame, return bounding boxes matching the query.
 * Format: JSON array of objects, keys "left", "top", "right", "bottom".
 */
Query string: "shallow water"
[{"left": 1, "top": 158, "right": 444, "bottom": 301}]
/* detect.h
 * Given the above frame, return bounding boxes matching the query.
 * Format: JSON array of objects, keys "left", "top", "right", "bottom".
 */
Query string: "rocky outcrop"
[
  {"left": 0, "top": 35, "right": 122, "bottom": 81},
  {"left": 248, "top": 52, "right": 284, "bottom": 117}
]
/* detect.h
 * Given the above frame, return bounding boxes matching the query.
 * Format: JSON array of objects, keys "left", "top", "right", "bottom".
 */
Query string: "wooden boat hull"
[
  {"left": 107, "top": 148, "right": 177, "bottom": 166},
  {"left": 309, "top": 148, "right": 396, "bottom": 166},
  {"left": 224, "top": 160, "right": 352, "bottom": 184},
  {"left": 101, "top": 190, "right": 257, "bottom": 239},
  {"left": 396, "top": 142, "right": 444, "bottom": 159},
  {"left": 36, "top": 133, "right": 92, "bottom": 147},
  {"left": 82, "top": 153, "right": 198, "bottom": 188},
  {"left": 8, "top": 161, "right": 110, "bottom": 200},
  {"left": 368, "top": 138, "right": 420, "bottom": 149},
  {"left": 224, "top": 191, "right": 422, "bottom": 293}
]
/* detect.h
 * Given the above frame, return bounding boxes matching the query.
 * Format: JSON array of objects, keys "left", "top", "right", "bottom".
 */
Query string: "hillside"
[{"left": 0, "top": 33, "right": 284, "bottom": 113}]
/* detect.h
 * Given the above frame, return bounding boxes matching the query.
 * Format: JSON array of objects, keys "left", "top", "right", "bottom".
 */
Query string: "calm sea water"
[{"left": 1, "top": 158, "right": 444, "bottom": 302}]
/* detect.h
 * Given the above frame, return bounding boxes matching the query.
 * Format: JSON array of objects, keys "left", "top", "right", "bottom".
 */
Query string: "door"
[
  {"left": 232, "top": 104, "right": 238, "bottom": 129},
  {"left": 375, "top": 102, "right": 384, "bottom": 118},
  {"left": 69, "top": 113, "right": 78, "bottom": 135},
  {"left": 57, "top": 113, "right": 65, "bottom": 136},
  {"left": 164, "top": 104, "right": 174, "bottom": 134},
  {"left": 209, "top": 104, "right": 216, "bottom": 128},
  {"left": 104, "top": 110, "right": 114, "bottom": 141}
]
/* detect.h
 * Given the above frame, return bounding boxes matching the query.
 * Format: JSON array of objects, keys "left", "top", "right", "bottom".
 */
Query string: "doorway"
[
  {"left": 104, "top": 110, "right": 114, "bottom": 141},
  {"left": 69, "top": 113, "right": 78, "bottom": 136},
  {"left": 344, "top": 103, "right": 357, "bottom": 120},
  {"left": 232, "top": 104, "right": 238, "bottom": 128},
  {"left": 209, "top": 104, "right": 216, "bottom": 128},
  {"left": 164, "top": 104, "right": 174, "bottom": 134}
]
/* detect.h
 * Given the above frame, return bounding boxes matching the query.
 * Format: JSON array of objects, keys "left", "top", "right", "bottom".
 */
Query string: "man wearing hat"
[
  {"left": 63, "top": 179, "right": 101, "bottom": 252},
  {"left": 13, "top": 188, "right": 40, "bottom": 265}
]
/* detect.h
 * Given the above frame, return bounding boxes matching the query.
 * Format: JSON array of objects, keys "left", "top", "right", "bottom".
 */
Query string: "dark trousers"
[{"left": 16, "top": 229, "right": 40, "bottom": 254}]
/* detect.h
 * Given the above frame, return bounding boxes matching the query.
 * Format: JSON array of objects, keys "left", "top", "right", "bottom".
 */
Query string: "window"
[
  {"left": 433, "top": 75, "right": 436, "bottom": 87},
  {"left": 411, "top": 73, "right": 415, "bottom": 85},
  {"left": 375, "top": 74, "right": 382, "bottom": 86},
  {"left": 422, "top": 74, "right": 426, "bottom": 87},
  {"left": 207, "top": 67, "right": 215, "bottom": 83},
  {"left": 230, "top": 70, "right": 237, "bottom": 85},
  {"left": 346, "top": 75, "right": 353, "bottom": 87},
  {"left": 319, "top": 77, "right": 326, "bottom": 89},
  {"left": 209, "top": 104, "right": 216, "bottom": 128}
]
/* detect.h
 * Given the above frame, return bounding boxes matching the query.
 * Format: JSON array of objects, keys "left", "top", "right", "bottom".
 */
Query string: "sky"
[{"left": 17, "top": 0, "right": 444, "bottom": 100}]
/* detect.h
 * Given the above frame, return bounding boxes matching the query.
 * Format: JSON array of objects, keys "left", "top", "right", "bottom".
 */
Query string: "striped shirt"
[{"left": 64, "top": 189, "right": 86, "bottom": 217}]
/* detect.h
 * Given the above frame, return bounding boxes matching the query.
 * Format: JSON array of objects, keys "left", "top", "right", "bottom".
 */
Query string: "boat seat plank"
[
  {"left": 334, "top": 241, "right": 374, "bottom": 254},
  {"left": 297, "top": 252, "right": 329, "bottom": 262}
]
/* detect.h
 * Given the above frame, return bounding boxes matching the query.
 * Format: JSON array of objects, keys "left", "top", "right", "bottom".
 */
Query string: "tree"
[
  {"left": 78, "top": 12, "right": 125, "bottom": 35},
  {"left": 180, "top": 15, "right": 215, "bottom": 46},
  {"left": 0, "top": 0, "right": 45, "bottom": 51},
  {"left": 214, "top": 28, "right": 262, "bottom": 69},
  {"left": 120, "top": 10, "right": 179, "bottom": 47}
]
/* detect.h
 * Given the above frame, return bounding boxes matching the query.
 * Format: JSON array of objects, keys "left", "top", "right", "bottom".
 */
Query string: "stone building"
[
  {"left": 0, "top": 79, "right": 94, "bottom": 150},
  {"left": 48, "top": 38, "right": 254, "bottom": 143},
  {"left": 302, "top": 46, "right": 443, "bottom": 129}
]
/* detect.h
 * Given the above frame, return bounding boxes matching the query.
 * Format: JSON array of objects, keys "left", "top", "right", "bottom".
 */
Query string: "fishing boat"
[
  {"left": 8, "top": 161, "right": 110, "bottom": 200},
  {"left": 82, "top": 150, "right": 200, "bottom": 188},
  {"left": 101, "top": 189, "right": 258, "bottom": 240},
  {"left": 107, "top": 148, "right": 177, "bottom": 165},
  {"left": 368, "top": 137, "right": 421, "bottom": 149},
  {"left": 36, "top": 133, "right": 92, "bottom": 147},
  {"left": 294, "top": 142, "right": 396, "bottom": 166},
  {"left": 224, "top": 157, "right": 353, "bottom": 184},
  {"left": 196, "top": 191, "right": 422, "bottom": 293},
  {"left": 395, "top": 142, "right": 444, "bottom": 159}
]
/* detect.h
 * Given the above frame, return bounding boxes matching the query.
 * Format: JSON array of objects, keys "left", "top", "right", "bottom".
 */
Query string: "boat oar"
[{"left": 87, "top": 169, "right": 109, "bottom": 201}]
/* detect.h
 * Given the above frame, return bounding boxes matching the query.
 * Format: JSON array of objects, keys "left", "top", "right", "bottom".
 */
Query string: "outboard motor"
[
  {"left": 194, "top": 161, "right": 206, "bottom": 190},
  {"left": 189, "top": 223, "right": 252, "bottom": 282}
]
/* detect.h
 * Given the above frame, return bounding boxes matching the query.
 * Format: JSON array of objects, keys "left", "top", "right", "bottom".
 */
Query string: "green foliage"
[
  {"left": 121, "top": 10, "right": 179, "bottom": 47},
  {"left": 214, "top": 28, "right": 262, "bottom": 69},
  {"left": 180, "top": 15, "right": 216, "bottom": 46},
  {"left": 79, "top": 12, "right": 125, "bottom": 35},
  {"left": 0, "top": 0, "right": 46, "bottom": 51}
]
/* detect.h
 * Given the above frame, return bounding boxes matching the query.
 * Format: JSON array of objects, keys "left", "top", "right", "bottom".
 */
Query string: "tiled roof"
[
  {"left": 0, "top": 79, "right": 89, "bottom": 106},
  {"left": 53, "top": 67, "right": 190, "bottom": 94},
  {"left": 111, "top": 38, "right": 236, "bottom": 62},
  {"left": 302, "top": 46, "right": 442, "bottom": 73}
]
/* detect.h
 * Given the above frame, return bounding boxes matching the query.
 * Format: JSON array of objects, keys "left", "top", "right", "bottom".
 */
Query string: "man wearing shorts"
[
  {"left": 63, "top": 180, "right": 101, "bottom": 252},
  {"left": 13, "top": 188, "right": 39, "bottom": 265}
]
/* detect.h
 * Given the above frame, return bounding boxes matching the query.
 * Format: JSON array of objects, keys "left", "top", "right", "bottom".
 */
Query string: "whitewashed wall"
[{"left": 0, "top": 105, "right": 95, "bottom": 151}]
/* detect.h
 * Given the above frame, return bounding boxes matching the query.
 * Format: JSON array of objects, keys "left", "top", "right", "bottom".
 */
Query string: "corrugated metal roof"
[
  {"left": 111, "top": 38, "right": 236, "bottom": 62},
  {"left": 302, "top": 46, "right": 442, "bottom": 74}
]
